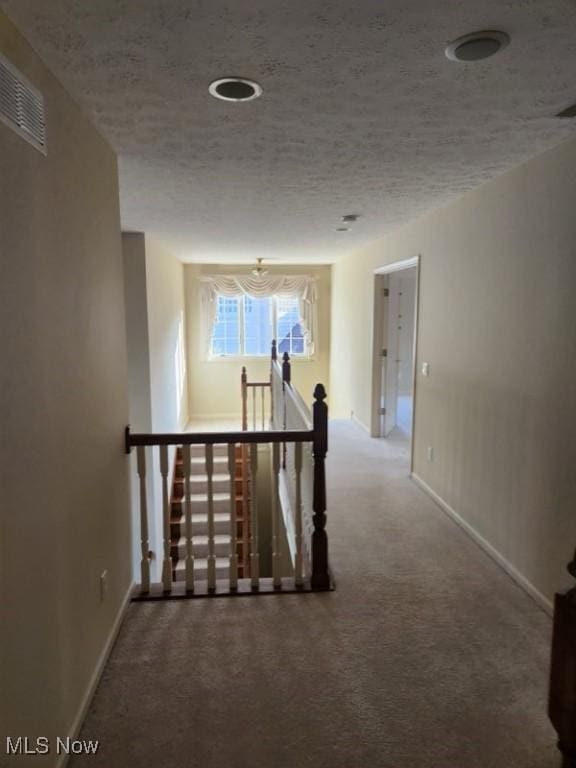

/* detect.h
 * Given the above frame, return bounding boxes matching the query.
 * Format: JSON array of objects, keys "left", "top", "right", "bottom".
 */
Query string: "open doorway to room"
[{"left": 370, "top": 257, "right": 420, "bottom": 457}]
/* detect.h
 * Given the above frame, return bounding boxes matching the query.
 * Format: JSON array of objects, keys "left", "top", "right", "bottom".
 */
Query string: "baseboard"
[
  {"left": 411, "top": 473, "right": 553, "bottom": 616},
  {"left": 56, "top": 582, "right": 133, "bottom": 768},
  {"left": 351, "top": 414, "right": 370, "bottom": 433},
  {"left": 188, "top": 412, "right": 241, "bottom": 421}
]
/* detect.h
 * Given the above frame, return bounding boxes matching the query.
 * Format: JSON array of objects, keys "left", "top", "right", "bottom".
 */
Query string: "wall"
[
  {"left": 0, "top": 11, "right": 131, "bottom": 765},
  {"left": 122, "top": 233, "right": 154, "bottom": 582},
  {"left": 145, "top": 237, "right": 189, "bottom": 433},
  {"left": 330, "top": 135, "right": 576, "bottom": 605},
  {"left": 185, "top": 264, "right": 331, "bottom": 420},
  {"left": 122, "top": 234, "right": 188, "bottom": 581}
]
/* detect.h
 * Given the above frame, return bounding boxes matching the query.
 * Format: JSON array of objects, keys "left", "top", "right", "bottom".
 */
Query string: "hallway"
[{"left": 72, "top": 421, "right": 555, "bottom": 767}]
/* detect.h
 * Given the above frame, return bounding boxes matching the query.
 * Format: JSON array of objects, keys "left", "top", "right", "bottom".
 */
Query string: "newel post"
[
  {"left": 549, "top": 550, "right": 576, "bottom": 768},
  {"left": 241, "top": 366, "right": 248, "bottom": 432},
  {"left": 271, "top": 339, "right": 277, "bottom": 362},
  {"left": 311, "top": 383, "right": 330, "bottom": 590},
  {"left": 282, "top": 351, "right": 291, "bottom": 387}
]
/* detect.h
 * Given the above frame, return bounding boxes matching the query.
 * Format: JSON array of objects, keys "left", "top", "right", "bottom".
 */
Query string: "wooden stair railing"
[
  {"left": 125, "top": 386, "right": 331, "bottom": 598},
  {"left": 549, "top": 550, "right": 576, "bottom": 767},
  {"left": 169, "top": 445, "right": 251, "bottom": 583},
  {"left": 241, "top": 366, "right": 271, "bottom": 431}
]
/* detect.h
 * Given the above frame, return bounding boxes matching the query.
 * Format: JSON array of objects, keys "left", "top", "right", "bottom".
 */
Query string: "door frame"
[{"left": 370, "top": 255, "right": 421, "bottom": 469}]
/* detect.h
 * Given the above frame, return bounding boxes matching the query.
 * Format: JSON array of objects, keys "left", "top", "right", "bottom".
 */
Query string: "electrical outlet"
[
  {"left": 100, "top": 570, "right": 108, "bottom": 602},
  {"left": 421, "top": 362, "right": 430, "bottom": 377},
  {"left": 427, "top": 446, "right": 434, "bottom": 462}
]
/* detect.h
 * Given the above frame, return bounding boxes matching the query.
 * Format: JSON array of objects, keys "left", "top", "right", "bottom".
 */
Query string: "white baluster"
[
  {"left": 261, "top": 386, "right": 265, "bottom": 430},
  {"left": 250, "top": 443, "right": 260, "bottom": 589},
  {"left": 294, "top": 442, "right": 304, "bottom": 588},
  {"left": 228, "top": 443, "right": 238, "bottom": 590},
  {"left": 252, "top": 387, "right": 256, "bottom": 431},
  {"left": 159, "top": 445, "right": 172, "bottom": 593},
  {"left": 182, "top": 444, "right": 194, "bottom": 593},
  {"left": 136, "top": 446, "right": 150, "bottom": 594},
  {"left": 271, "top": 442, "right": 281, "bottom": 589},
  {"left": 205, "top": 444, "right": 216, "bottom": 592}
]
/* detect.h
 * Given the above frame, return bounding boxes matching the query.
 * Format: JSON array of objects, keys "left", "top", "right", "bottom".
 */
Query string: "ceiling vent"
[{"left": 0, "top": 51, "right": 46, "bottom": 154}]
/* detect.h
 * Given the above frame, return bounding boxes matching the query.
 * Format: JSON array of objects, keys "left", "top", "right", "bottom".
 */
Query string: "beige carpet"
[{"left": 71, "top": 421, "right": 557, "bottom": 767}]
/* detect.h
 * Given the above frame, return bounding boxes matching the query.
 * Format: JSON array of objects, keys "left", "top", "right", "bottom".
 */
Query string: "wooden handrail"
[
  {"left": 245, "top": 382, "right": 271, "bottom": 388},
  {"left": 125, "top": 427, "right": 313, "bottom": 453}
]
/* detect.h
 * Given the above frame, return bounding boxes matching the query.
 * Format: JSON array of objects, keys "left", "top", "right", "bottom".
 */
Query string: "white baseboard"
[
  {"left": 351, "top": 414, "right": 370, "bottom": 433},
  {"left": 188, "top": 412, "right": 241, "bottom": 421},
  {"left": 56, "top": 582, "right": 133, "bottom": 768},
  {"left": 411, "top": 473, "right": 553, "bottom": 616}
]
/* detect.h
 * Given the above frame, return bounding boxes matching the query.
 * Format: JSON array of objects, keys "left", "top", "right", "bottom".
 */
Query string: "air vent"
[{"left": 0, "top": 51, "right": 46, "bottom": 154}]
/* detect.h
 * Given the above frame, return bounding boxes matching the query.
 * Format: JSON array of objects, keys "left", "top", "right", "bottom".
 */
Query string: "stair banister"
[
  {"left": 125, "top": 385, "right": 331, "bottom": 595},
  {"left": 311, "top": 384, "right": 330, "bottom": 590},
  {"left": 241, "top": 366, "right": 248, "bottom": 431},
  {"left": 136, "top": 446, "right": 150, "bottom": 594},
  {"left": 182, "top": 444, "right": 194, "bottom": 592}
]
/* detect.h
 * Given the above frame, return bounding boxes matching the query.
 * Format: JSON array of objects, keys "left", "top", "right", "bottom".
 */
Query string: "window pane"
[
  {"left": 277, "top": 296, "right": 305, "bottom": 356},
  {"left": 211, "top": 296, "right": 240, "bottom": 356},
  {"left": 244, "top": 296, "right": 272, "bottom": 355}
]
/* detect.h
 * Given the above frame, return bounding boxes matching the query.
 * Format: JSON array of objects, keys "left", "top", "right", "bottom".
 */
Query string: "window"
[{"left": 210, "top": 295, "right": 307, "bottom": 358}]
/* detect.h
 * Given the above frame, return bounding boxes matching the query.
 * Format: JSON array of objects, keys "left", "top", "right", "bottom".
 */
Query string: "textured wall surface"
[
  {"left": 330, "top": 134, "right": 576, "bottom": 604},
  {"left": 1, "top": 0, "right": 576, "bottom": 262}
]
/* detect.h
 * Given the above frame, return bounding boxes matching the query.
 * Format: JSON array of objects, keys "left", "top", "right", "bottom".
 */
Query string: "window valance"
[{"left": 198, "top": 274, "right": 318, "bottom": 357}]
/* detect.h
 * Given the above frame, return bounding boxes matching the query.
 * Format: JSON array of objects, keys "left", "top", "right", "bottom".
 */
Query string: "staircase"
[
  {"left": 126, "top": 340, "right": 331, "bottom": 597},
  {"left": 169, "top": 444, "right": 250, "bottom": 584}
]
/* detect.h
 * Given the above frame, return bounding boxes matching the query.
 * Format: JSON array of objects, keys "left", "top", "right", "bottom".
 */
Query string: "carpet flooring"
[{"left": 71, "top": 420, "right": 557, "bottom": 768}]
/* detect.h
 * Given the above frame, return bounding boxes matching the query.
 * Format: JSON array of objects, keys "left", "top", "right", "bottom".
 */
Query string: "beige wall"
[
  {"left": 185, "top": 264, "right": 331, "bottom": 420},
  {"left": 331, "top": 135, "right": 576, "bottom": 605},
  {"left": 0, "top": 11, "right": 131, "bottom": 764},
  {"left": 146, "top": 237, "right": 189, "bottom": 433},
  {"left": 122, "top": 234, "right": 188, "bottom": 581}
]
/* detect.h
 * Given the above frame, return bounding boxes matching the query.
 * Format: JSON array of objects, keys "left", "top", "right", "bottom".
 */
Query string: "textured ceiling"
[{"left": 2, "top": 0, "right": 576, "bottom": 263}]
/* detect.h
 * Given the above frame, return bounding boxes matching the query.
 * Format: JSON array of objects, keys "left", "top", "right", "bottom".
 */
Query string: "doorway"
[{"left": 371, "top": 257, "right": 420, "bottom": 454}]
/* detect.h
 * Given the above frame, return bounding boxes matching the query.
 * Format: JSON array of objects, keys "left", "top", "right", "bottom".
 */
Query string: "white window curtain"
[{"left": 198, "top": 274, "right": 318, "bottom": 357}]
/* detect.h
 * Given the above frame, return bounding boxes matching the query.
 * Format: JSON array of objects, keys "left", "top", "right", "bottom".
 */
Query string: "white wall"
[
  {"left": 122, "top": 233, "right": 154, "bottom": 582},
  {"left": 0, "top": 12, "right": 131, "bottom": 764},
  {"left": 122, "top": 234, "right": 188, "bottom": 581},
  {"left": 330, "top": 135, "right": 576, "bottom": 605},
  {"left": 145, "top": 236, "right": 189, "bottom": 434}
]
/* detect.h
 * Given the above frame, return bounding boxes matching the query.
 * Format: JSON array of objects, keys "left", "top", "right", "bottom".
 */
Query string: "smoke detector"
[
  {"left": 209, "top": 78, "right": 263, "bottom": 102},
  {"left": 445, "top": 31, "right": 510, "bottom": 62}
]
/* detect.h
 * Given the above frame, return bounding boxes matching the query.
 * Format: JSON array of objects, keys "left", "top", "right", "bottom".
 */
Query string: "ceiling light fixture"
[
  {"left": 251, "top": 258, "right": 269, "bottom": 277},
  {"left": 445, "top": 30, "right": 510, "bottom": 62},
  {"left": 209, "top": 77, "right": 263, "bottom": 102},
  {"left": 342, "top": 214, "right": 360, "bottom": 223}
]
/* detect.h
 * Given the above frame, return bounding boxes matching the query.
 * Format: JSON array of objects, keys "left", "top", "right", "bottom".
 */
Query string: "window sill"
[{"left": 205, "top": 355, "right": 315, "bottom": 364}]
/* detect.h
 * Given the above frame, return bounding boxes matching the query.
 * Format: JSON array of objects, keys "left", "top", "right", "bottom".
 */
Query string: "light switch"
[{"left": 421, "top": 362, "right": 430, "bottom": 377}]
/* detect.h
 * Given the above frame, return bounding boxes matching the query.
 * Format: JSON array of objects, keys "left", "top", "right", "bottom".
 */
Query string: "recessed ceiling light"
[
  {"left": 209, "top": 77, "right": 263, "bottom": 102},
  {"left": 445, "top": 31, "right": 510, "bottom": 62}
]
